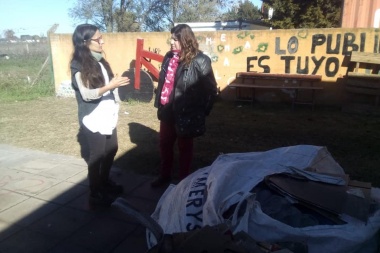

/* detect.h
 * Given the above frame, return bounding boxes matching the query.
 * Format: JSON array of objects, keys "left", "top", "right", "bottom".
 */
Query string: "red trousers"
[{"left": 159, "top": 120, "right": 193, "bottom": 179}]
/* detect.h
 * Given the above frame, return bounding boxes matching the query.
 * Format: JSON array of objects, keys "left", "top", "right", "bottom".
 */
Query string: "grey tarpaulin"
[{"left": 148, "top": 145, "right": 380, "bottom": 253}]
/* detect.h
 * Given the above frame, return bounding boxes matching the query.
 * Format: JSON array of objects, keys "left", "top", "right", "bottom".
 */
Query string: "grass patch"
[
  {"left": 0, "top": 44, "right": 54, "bottom": 102},
  {"left": 0, "top": 97, "right": 379, "bottom": 187},
  {"left": 0, "top": 42, "right": 379, "bottom": 187}
]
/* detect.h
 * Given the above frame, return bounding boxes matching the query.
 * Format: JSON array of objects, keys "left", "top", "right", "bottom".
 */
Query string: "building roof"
[{"left": 175, "top": 20, "right": 271, "bottom": 31}]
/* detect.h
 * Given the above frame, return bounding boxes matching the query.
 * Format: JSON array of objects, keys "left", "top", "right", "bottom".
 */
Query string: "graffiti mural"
[
  {"left": 50, "top": 28, "right": 380, "bottom": 98},
  {"left": 246, "top": 32, "right": 380, "bottom": 77},
  {"left": 196, "top": 30, "right": 380, "bottom": 80}
]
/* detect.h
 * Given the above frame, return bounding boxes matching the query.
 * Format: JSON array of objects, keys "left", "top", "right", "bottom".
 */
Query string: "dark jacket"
[
  {"left": 70, "top": 60, "right": 104, "bottom": 124},
  {"left": 154, "top": 51, "right": 217, "bottom": 122}
]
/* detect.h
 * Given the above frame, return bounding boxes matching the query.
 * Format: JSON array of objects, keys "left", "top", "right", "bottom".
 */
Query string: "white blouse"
[{"left": 75, "top": 62, "right": 120, "bottom": 135}]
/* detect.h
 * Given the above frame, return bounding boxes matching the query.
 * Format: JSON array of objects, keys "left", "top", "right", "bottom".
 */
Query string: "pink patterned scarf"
[{"left": 160, "top": 50, "right": 180, "bottom": 105}]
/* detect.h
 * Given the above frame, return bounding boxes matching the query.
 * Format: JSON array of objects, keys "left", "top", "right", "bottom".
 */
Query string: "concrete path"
[{"left": 0, "top": 144, "right": 166, "bottom": 253}]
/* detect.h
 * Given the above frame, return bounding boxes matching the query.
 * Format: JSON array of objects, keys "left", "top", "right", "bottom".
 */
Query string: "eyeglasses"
[{"left": 91, "top": 36, "right": 103, "bottom": 44}]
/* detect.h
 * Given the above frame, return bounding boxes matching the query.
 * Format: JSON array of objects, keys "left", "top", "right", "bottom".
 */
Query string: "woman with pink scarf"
[{"left": 152, "top": 24, "right": 217, "bottom": 187}]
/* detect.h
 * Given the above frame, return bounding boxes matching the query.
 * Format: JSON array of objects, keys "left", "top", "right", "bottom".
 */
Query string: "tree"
[
  {"left": 221, "top": 0, "right": 262, "bottom": 21},
  {"left": 175, "top": 1, "right": 220, "bottom": 23},
  {"left": 261, "top": 0, "right": 342, "bottom": 29},
  {"left": 69, "top": 0, "right": 136, "bottom": 32},
  {"left": 3, "top": 29, "right": 16, "bottom": 40},
  {"left": 114, "top": 0, "right": 140, "bottom": 32},
  {"left": 128, "top": 0, "right": 171, "bottom": 31},
  {"left": 133, "top": 0, "right": 238, "bottom": 31},
  {"left": 69, "top": 0, "right": 236, "bottom": 32},
  {"left": 134, "top": 0, "right": 236, "bottom": 30}
]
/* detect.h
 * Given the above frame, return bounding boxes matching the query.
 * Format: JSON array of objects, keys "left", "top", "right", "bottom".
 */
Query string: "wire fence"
[
  {"left": 0, "top": 41, "right": 54, "bottom": 101},
  {"left": 0, "top": 41, "right": 49, "bottom": 57}
]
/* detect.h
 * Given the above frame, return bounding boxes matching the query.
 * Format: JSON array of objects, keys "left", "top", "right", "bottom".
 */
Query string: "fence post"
[{"left": 135, "top": 38, "right": 144, "bottom": 90}]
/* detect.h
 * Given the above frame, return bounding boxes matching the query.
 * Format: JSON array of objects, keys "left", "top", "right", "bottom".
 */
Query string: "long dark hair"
[
  {"left": 71, "top": 24, "right": 114, "bottom": 89},
  {"left": 171, "top": 24, "right": 200, "bottom": 66}
]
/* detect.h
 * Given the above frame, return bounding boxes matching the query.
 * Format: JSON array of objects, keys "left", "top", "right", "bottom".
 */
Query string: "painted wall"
[{"left": 50, "top": 28, "right": 380, "bottom": 104}]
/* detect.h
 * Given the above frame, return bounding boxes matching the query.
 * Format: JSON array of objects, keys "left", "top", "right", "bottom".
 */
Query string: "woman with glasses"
[{"left": 70, "top": 24, "right": 129, "bottom": 206}]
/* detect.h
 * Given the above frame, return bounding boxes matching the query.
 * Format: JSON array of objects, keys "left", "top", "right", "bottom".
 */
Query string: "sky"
[
  {"left": 0, "top": 0, "right": 76, "bottom": 37},
  {"left": 0, "top": 0, "right": 263, "bottom": 38}
]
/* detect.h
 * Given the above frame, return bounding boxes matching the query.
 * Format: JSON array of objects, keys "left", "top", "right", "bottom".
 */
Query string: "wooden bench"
[
  {"left": 229, "top": 72, "right": 323, "bottom": 110},
  {"left": 345, "top": 51, "right": 380, "bottom": 106}
]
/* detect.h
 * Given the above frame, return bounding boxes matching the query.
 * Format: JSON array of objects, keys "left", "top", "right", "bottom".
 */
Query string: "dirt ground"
[{"left": 0, "top": 96, "right": 379, "bottom": 186}]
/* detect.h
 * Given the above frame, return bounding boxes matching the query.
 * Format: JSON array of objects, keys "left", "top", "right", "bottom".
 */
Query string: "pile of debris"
[{"left": 147, "top": 145, "right": 380, "bottom": 253}]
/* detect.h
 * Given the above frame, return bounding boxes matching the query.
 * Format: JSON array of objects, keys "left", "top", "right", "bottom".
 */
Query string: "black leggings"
[{"left": 82, "top": 126, "right": 118, "bottom": 192}]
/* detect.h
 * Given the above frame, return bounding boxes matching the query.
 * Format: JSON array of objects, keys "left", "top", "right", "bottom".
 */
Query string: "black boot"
[
  {"left": 103, "top": 179, "right": 124, "bottom": 195},
  {"left": 89, "top": 189, "right": 115, "bottom": 207}
]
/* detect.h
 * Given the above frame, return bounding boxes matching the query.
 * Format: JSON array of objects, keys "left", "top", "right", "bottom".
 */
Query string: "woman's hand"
[
  {"left": 110, "top": 75, "right": 130, "bottom": 89},
  {"left": 98, "top": 75, "right": 130, "bottom": 96}
]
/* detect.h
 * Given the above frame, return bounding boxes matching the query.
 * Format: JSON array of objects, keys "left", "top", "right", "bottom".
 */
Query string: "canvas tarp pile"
[{"left": 148, "top": 145, "right": 380, "bottom": 253}]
